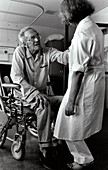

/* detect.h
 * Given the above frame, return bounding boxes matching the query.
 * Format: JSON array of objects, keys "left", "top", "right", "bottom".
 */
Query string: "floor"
[{"left": 0, "top": 108, "right": 108, "bottom": 170}]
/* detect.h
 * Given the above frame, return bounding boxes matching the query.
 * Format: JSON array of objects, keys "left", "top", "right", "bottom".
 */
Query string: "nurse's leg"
[{"left": 66, "top": 140, "right": 94, "bottom": 165}]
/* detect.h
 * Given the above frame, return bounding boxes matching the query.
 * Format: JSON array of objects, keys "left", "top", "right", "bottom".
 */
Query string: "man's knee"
[{"left": 50, "top": 96, "right": 63, "bottom": 113}]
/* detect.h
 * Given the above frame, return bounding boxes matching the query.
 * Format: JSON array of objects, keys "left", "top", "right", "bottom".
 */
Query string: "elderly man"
[{"left": 10, "top": 26, "right": 68, "bottom": 169}]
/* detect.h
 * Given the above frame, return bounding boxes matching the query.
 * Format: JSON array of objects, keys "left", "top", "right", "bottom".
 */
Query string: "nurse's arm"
[{"left": 65, "top": 71, "right": 84, "bottom": 116}]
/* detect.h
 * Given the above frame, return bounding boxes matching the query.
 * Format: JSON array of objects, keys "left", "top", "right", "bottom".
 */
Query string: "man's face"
[{"left": 24, "top": 29, "right": 41, "bottom": 54}]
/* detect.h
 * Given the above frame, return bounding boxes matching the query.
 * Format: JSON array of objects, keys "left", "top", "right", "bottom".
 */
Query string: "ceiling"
[
  {"left": 0, "top": 0, "right": 108, "bottom": 30},
  {"left": 0, "top": 0, "right": 63, "bottom": 29}
]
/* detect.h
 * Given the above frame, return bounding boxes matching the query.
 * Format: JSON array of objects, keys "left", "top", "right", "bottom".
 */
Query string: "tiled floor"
[{"left": 0, "top": 108, "right": 108, "bottom": 170}]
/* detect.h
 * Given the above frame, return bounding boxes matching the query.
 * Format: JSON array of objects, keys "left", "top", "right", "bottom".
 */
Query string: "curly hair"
[
  {"left": 60, "top": 0, "right": 95, "bottom": 24},
  {"left": 18, "top": 26, "right": 39, "bottom": 45}
]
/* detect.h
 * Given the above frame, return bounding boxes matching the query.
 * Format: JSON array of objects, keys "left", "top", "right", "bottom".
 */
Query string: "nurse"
[{"left": 54, "top": 0, "right": 105, "bottom": 169}]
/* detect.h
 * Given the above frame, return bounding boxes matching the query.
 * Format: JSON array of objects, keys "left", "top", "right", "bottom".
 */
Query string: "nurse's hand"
[{"left": 65, "top": 102, "right": 75, "bottom": 116}]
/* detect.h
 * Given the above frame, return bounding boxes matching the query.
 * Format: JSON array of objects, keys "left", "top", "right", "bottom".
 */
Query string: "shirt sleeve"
[
  {"left": 11, "top": 46, "right": 25, "bottom": 83},
  {"left": 69, "top": 32, "right": 93, "bottom": 72},
  {"left": 10, "top": 46, "right": 39, "bottom": 103},
  {"left": 49, "top": 47, "right": 69, "bottom": 65}
]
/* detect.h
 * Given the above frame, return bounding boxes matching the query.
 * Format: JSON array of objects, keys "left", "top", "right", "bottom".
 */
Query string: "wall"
[
  {"left": 0, "top": 21, "right": 64, "bottom": 62},
  {"left": 103, "top": 30, "right": 108, "bottom": 109},
  {"left": 104, "top": 33, "right": 108, "bottom": 72},
  {"left": 104, "top": 34, "right": 108, "bottom": 47}
]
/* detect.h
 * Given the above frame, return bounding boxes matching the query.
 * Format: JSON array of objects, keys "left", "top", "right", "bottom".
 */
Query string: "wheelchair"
[{"left": 0, "top": 81, "right": 38, "bottom": 160}]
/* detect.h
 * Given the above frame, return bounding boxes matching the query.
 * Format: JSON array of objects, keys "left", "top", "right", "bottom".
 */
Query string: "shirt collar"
[
  {"left": 26, "top": 47, "right": 43, "bottom": 60},
  {"left": 26, "top": 48, "right": 32, "bottom": 59}
]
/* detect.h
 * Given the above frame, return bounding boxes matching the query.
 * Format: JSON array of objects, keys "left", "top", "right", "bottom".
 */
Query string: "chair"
[{"left": 0, "top": 74, "right": 38, "bottom": 160}]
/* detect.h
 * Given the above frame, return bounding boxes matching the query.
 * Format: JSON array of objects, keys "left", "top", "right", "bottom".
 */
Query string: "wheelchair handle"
[{"left": 2, "top": 83, "right": 20, "bottom": 89}]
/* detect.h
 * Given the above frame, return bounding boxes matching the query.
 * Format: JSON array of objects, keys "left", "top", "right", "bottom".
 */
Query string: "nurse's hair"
[
  {"left": 18, "top": 26, "right": 40, "bottom": 46},
  {"left": 59, "top": 0, "right": 95, "bottom": 24}
]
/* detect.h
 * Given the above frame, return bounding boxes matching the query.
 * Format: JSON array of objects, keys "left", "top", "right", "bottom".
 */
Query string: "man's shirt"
[{"left": 11, "top": 46, "right": 68, "bottom": 103}]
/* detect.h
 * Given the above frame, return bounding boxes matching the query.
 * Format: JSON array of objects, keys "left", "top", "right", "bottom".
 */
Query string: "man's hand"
[
  {"left": 36, "top": 93, "right": 49, "bottom": 109},
  {"left": 65, "top": 102, "right": 75, "bottom": 116}
]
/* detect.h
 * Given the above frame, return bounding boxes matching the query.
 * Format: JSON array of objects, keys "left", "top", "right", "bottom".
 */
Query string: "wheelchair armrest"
[{"left": 2, "top": 83, "right": 20, "bottom": 89}]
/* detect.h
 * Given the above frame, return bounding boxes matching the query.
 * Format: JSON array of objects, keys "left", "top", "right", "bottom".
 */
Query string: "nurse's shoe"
[{"left": 67, "top": 161, "right": 94, "bottom": 170}]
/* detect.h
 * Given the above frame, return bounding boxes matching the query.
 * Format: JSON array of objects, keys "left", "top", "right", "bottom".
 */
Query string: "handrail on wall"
[{"left": 11, "top": 0, "right": 44, "bottom": 26}]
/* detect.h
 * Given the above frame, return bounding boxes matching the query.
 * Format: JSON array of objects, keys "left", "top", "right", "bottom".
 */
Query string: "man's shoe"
[
  {"left": 39, "top": 150, "right": 56, "bottom": 170},
  {"left": 55, "top": 142, "right": 74, "bottom": 164}
]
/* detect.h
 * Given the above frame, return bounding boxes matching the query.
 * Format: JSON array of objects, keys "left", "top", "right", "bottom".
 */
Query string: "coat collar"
[{"left": 75, "top": 16, "right": 94, "bottom": 32}]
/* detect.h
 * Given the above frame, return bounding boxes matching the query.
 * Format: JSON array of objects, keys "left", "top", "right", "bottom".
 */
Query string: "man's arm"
[
  {"left": 10, "top": 47, "right": 40, "bottom": 102},
  {"left": 49, "top": 47, "right": 69, "bottom": 65},
  {"left": 11, "top": 46, "right": 49, "bottom": 108}
]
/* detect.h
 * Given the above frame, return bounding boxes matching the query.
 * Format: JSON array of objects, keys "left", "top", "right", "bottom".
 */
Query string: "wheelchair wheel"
[
  {"left": 0, "top": 96, "right": 5, "bottom": 112},
  {"left": 11, "top": 141, "right": 25, "bottom": 160},
  {"left": 0, "top": 97, "right": 8, "bottom": 147},
  {"left": 28, "top": 119, "right": 38, "bottom": 138},
  {"left": 0, "top": 130, "right": 7, "bottom": 148},
  {"left": 28, "top": 126, "right": 38, "bottom": 138}
]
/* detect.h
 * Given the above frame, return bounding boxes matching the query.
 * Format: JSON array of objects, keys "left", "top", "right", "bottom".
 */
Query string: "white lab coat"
[{"left": 54, "top": 16, "right": 105, "bottom": 141}]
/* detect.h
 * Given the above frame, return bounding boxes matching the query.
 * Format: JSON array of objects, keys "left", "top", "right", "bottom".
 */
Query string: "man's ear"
[{"left": 19, "top": 41, "right": 27, "bottom": 47}]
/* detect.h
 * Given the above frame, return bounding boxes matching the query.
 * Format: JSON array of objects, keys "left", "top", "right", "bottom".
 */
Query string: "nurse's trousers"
[{"left": 66, "top": 140, "right": 94, "bottom": 165}]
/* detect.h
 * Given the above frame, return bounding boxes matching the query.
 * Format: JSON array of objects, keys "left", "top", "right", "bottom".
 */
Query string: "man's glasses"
[{"left": 26, "top": 34, "right": 40, "bottom": 42}]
